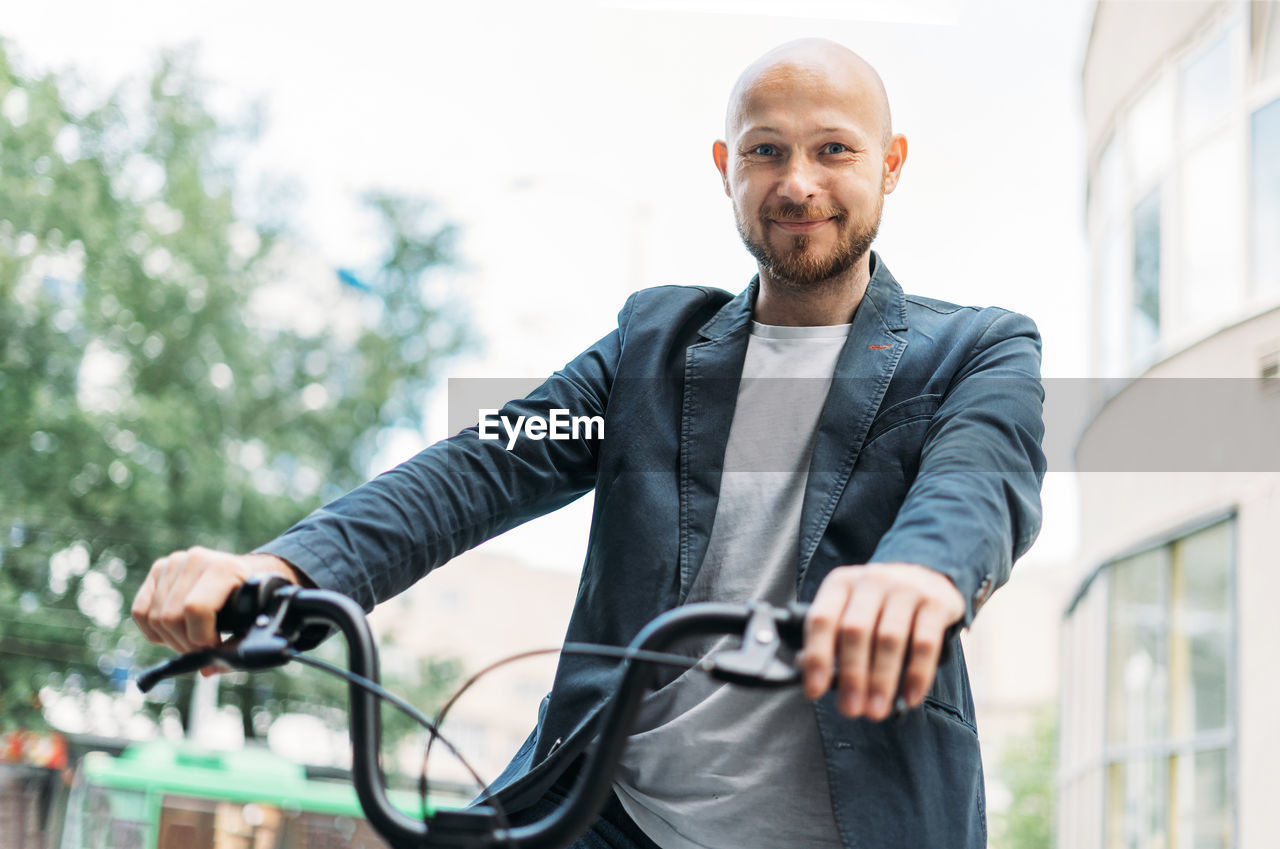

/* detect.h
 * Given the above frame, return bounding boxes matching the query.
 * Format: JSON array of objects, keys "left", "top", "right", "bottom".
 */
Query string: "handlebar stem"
[
  {"left": 286, "top": 589, "right": 431, "bottom": 846},
  {"left": 501, "top": 601, "right": 804, "bottom": 849}
]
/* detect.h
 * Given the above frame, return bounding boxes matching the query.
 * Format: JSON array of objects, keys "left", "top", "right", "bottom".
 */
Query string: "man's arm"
[
  {"left": 252, "top": 357, "right": 615, "bottom": 610},
  {"left": 802, "top": 309, "right": 1046, "bottom": 720},
  {"left": 133, "top": 297, "right": 635, "bottom": 655}
]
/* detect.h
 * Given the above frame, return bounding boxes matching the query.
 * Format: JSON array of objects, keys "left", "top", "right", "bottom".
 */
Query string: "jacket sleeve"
[
  {"left": 254, "top": 296, "right": 638, "bottom": 611},
  {"left": 868, "top": 309, "right": 1046, "bottom": 628}
]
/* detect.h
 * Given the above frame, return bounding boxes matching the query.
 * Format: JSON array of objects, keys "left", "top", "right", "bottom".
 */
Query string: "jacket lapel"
[
  {"left": 796, "top": 256, "right": 909, "bottom": 590},
  {"left": 678, "top": 281, "right": 754, "bottom": 600}
]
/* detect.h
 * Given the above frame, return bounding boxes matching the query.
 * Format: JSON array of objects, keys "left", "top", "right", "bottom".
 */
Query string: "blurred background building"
[{"left": 1058, "top": 2, "right": 1280, "bottom": 847}]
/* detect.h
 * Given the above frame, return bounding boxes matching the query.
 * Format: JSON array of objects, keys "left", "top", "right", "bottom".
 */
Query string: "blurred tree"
[
  {"left": 990, "top": 705, "right": 1057, "bottom": 849},
  {"left": 0, "top": 41, "right": 467, "bottom": 748}
]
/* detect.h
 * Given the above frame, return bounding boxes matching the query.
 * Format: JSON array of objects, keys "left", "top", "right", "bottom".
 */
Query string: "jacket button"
[{"left": 973, "top": 575, "right": 994, "bottom": 611}]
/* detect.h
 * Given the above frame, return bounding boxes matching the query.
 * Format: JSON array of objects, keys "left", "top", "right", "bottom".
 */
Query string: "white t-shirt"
[{"left": 612, "top": 321, "right": 851, "bottom": 849}]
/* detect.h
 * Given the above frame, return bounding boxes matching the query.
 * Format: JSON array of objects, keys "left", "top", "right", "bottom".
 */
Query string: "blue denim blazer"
[{"left": 261, "top": 253, "right": 1046, "bottom": 848}]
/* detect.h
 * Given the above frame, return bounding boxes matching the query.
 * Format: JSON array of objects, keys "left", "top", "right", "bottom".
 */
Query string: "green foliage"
[
  {"left": 0, "top": 41, "right": 466, "bottom": 739},
  {"left": 990, "top": 704, "right": 1057, "bottom": 849}
]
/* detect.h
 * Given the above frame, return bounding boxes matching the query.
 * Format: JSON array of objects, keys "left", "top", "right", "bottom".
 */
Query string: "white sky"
[{"left": 5, "top": 0, "right": 1093, "bottom": 572}]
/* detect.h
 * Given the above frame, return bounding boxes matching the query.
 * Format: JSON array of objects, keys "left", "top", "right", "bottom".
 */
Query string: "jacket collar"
[
  {"left": 696, "top": 251, "right": 908, "bottom": 339},
  {"left": 677, "top": 251, "right": 911, "bottom": 600}
]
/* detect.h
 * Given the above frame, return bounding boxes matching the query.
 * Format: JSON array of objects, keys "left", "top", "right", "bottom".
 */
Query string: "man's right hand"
[{"left": 131, "top": 547, "right": 304, "bottom": 656}]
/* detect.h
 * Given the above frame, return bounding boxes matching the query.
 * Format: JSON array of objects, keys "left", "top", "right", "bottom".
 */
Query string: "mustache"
[{"left": 761, "top": 202, "right": 847, "bottom": 222}]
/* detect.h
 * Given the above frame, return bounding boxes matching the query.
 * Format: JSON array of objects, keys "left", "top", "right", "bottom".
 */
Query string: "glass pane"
[
  {"left": 1180, "top": 24, "right": 1240, "bottom": 140},
  {"left": 158, "top": 795, "right": 285, "bottom": 849},
  {"left": 1105, "top": 758, "right": 1169, "bottom": 849},
  {"left": 282, "top": 810, "right": 390, "bottom": 849},
  {"left": 1179, "top": 131, "right": 1245, "bottom": 329},
  {"left": 1261, "top": 5, "right": 1280, "bottom": 82},
  {"left": 1108, "top": 548, "right": 1168, "bottom": 747},
  {"left": 1128, "top": 76, "right": 1175, "bottom": 188},
  {"left": 85, "top": 786, "right": 148, "bottom": 849},
  {"left": 1174, "top": 748, "right": 1232, "bottom": 849},
  {"left": 1094, "top": 136, "right": 1129, "bottom": 377},
  {"left": 1251, "top": 97, "right": 1280, "bottom": 296},
  {"left": 1106, "top": 762, "right": 1123, "bottom": 849},
  {"left": 1098, "top": 135, "right": 1126, "bottom": 227},
  {"left": 1132, "top": 187, "right": 1162, "bottom": 359},
  {"left": 1100, "top": 229, "right": 1128, "bottom": 378},
  {"left": 1171, "top": 521, "right": 1232, "bottom": 736},
  {"left": 156, "top": 796, "right": 216, "bottom": 849}
]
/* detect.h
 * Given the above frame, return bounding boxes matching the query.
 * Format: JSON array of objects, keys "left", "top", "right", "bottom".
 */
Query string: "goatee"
[{"left": 738, "top": 199, "right": 881, "bottom": 290}]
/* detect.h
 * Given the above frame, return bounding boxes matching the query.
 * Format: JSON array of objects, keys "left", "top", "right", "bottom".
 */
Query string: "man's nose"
[{"left": 777, "top": 156, "right": 821, "bottom": 203}]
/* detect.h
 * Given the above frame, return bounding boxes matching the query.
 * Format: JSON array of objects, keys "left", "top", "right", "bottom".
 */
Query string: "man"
[{"left": 133, "top": 39, "right": 1044, "bottom": 848}]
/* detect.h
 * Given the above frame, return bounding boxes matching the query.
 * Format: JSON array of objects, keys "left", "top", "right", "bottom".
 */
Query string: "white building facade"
[{"left": 1059, "top": 3, "right": 1280, "bottom": 848}]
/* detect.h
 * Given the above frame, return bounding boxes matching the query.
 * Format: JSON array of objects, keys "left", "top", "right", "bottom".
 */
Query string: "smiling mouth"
[{"left": 769, "top": 218, "right": 833, "bottom": 233}]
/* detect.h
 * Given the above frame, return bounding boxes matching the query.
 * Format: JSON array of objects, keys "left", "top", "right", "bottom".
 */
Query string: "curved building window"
[
  {"left": 1178, "top": 130, "right": 1246, "bottom": 330},
  {"left": 1102, "top": 518, "right": 1235, "bottom": 849},
  {"left": 1086, "top": 12, "right": 1266, "bottom": 375},
  {"left": 1251, "top": 96, "right": 1280, "bottom": 296}
]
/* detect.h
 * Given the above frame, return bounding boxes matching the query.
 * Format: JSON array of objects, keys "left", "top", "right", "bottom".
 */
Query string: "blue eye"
[
  {"left": 823, "top": 142, "right": 849, "bottom": 154},
  {"left": 750, "top": 144, "right": 779, "bottom": 156}
]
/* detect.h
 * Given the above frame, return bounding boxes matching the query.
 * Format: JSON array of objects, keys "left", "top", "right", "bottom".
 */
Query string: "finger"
[
  {"left": 834, "top": 580, "right": 888, "bottom": 718},
  {"left": 901, "top": 603, "right": 951, "bottom": 708},
  {"left": 157, "top": 548, "right": 226, "bottom": 652},
  {"left": 865, "top": 590, "right": 920, "bottom": 720},
  {"left": 131, "top": 562, "right": 162, "bottom": 644},
  {"left": 181, "top": 566, "right": 239, "bottom": 651},
  {"left": 145, "top": 551, "right": 191, "bottom": 651},
  {"left": 200, "top": 661, "right": 232, "bottom": 678},
  {"left": 801, "top": 572, "right": 854, "bottom": 699},
  {"left": 156, "top": 548, "right": 222, "bottom": 653}
]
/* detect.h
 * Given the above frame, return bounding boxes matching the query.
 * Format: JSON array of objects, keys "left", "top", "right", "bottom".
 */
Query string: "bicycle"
[{"left": 136, "top": 575, "right": 818, "bottom": 849}]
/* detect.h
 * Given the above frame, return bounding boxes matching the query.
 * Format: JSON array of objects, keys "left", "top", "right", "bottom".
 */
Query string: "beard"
[{"left": 736, "top": 197, "right": 882, "bottom": 290}]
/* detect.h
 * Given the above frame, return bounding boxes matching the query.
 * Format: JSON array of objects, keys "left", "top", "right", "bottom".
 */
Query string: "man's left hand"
[{"left": 800, "top": 563, "right": 965, "bottom": 720}]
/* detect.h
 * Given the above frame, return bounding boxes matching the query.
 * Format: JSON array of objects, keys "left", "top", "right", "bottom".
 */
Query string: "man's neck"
[{"left": 753, "top": 255, "right": 872, "bottom": 326}]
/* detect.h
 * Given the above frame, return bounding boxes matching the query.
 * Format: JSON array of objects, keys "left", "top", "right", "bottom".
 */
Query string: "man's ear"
[
  {"left": 712, "top": 140, "right": 731, "bottom": 197},
  {"left": 882, "top": 134, "right": 908, "bottom": 194}
]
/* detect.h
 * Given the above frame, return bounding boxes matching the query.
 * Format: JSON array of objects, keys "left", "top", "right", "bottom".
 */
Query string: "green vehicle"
[{"left": 57, "top": 739, "right": 442, "bottom": 849}]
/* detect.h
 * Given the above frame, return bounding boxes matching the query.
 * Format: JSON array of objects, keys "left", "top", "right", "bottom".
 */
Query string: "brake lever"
[
  {"left": 707, "top": 602, "right": 800, "bottom": 687},
  {"left": 136, "top": 649, "right": 220, "bottom": 692},
  {"left": 215, "top": 573, "right": 293, "bottom": 634}
]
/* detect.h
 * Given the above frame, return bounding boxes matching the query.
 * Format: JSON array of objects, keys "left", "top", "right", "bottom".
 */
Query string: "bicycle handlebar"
[{"left": 136, "top": 578, "right": 812, "bottom": 849}]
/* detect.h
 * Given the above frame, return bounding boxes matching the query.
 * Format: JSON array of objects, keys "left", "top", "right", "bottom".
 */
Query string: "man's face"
[{"left": 715, "top": 64, "right": 901, "bottom": 290}]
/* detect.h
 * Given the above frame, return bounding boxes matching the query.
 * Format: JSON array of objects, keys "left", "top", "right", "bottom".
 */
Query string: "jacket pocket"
[
  {"left": 819, "top": 698, "right": 986, "bottom": 848},
  {"left": 922, "top": 696, "right": 978, "bottom": 735},
  {"left": 863, "top": 394, "right": 943, "bottom": 448}
]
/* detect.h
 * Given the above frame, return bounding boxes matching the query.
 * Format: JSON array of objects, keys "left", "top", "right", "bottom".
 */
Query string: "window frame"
[{"left": 1084, "top": 509, "right": 1239, "bottom": 848}]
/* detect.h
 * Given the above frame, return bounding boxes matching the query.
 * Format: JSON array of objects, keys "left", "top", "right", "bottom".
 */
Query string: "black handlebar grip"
[{"left": 214, "top": 574, "right": 291, "bottom": 634}]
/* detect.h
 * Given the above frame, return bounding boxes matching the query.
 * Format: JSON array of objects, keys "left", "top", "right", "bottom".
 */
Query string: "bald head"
[{"left": 725, "top": 39, "right": 893, "bottom": 151}]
